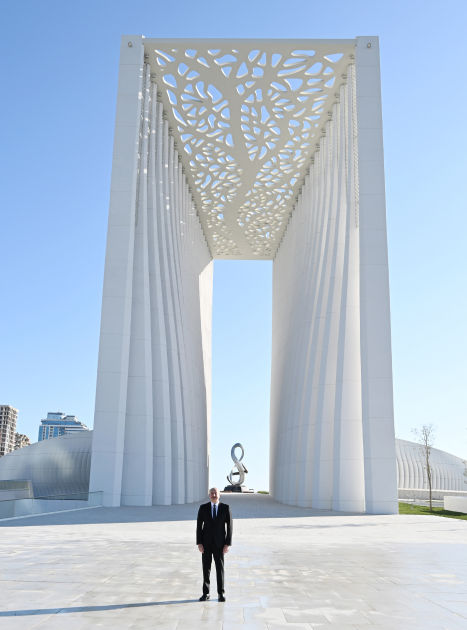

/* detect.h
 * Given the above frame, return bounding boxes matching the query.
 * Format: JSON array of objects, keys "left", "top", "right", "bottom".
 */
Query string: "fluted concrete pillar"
[
  {"left": 356, "top": 36, "right": 398, "bottom": 514},
  {"left": 89, "top": 36, "right": 144, "bottom": 507},
  {"left": 90, "top": 37, "right": 213, "bottom": 507},
  {"left": 270, "top": 44, "right": 397, "bottom": 515}
]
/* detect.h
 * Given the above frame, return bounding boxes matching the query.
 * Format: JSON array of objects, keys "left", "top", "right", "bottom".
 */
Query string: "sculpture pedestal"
[{"left": 223, "top": 485, "right": 244, "bottom": 493}]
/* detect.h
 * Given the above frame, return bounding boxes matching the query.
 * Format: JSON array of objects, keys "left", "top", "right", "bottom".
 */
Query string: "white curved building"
[
  {"left": 396, "top": 439, "right": 466, "bottom": 496},
  {"left": 0, "top": 432, "right": 92, "bottom": 497}
]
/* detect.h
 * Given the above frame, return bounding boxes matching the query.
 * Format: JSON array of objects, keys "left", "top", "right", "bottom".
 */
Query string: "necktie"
[{"left": 213, "top": 504, "right": 217, "bottom": 522}]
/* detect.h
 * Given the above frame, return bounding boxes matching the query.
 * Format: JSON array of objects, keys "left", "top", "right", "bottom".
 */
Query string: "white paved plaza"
[{"left": 0, "top": 494, "right": 466, "bottom": 629}]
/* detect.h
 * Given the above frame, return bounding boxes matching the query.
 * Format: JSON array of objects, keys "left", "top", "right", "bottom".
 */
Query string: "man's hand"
[
  {"left": 198, "top": 544, "right": 204, "bottom": 553},
  {"left": 223, "top": 545, "right": 229, "bottom": 554}
]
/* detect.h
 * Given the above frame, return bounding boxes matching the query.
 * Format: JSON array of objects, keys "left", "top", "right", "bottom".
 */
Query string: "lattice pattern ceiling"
[{"left": 143, "top": 39, "right": 356, "bottom": 259}]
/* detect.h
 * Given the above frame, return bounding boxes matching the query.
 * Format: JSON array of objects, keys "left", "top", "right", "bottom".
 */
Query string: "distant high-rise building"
[
  {"left": 14, "top": 433, "right": 30, "bottom": 450},
  {"left": 38, "top": 412, "right": 88, "bottom": 441},
  {"left": 0, "top": 406, "right": 18, "bottom": 457}
]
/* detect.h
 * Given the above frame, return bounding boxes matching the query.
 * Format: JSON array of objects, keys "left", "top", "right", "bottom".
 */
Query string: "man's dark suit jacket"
[{"left": 197, "top": 502, "right": 233, "bottom": 548}]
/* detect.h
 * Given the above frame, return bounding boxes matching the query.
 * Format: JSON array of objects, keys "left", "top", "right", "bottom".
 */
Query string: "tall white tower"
[{"left": 90, "top": 36, "right": 398, "bottom": 514}]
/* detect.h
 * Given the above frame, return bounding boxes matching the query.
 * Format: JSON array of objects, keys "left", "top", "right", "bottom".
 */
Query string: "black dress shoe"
[
  {"left": 218, "top": 595, "right": 226, "bottom": 602},
  {"left": 199, "top": 594, "right": 210, "bottom": 601}
]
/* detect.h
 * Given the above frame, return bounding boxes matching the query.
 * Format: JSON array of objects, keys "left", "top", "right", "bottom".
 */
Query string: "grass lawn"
[{"left": 399, "top": 502, "right": 467, "bottom": 521}]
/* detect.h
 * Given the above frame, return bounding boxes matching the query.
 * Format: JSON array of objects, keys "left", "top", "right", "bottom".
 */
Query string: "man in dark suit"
[{"left": 197, "top": 487, "right": 233, "bottom": 602}]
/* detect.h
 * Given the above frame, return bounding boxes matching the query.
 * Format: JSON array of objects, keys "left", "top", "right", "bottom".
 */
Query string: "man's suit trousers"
[{"left": 202, "top": 544, "right": 224, "bottom": 595}]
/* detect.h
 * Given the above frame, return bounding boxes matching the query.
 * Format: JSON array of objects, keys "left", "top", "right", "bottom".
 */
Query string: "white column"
[
  {"left": 147, "top": 92, "right": 172, "bottom": 506},
  {"left": 121, "top": 63, "right": 154, "bottom": 506},
  {"left": 311, "top": 131, "right": 337, "bottom": 510},
  {"left": 89, "top": 35, "right": 144, "bottom": 507},
  {"left": 199, "top": 260, "right": 213, "bottom": 497},
  {"left": 92, "top": 38, "right": 213, "bottom": 507},
  {"left": 332, "top": 70, "right": 365, "bottom": 512},
  {"left": 356, "top": 36, "right": 398, "bottom": 514}
]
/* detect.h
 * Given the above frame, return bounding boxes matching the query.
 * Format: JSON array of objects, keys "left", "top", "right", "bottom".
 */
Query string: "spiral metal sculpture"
[{"left": 227, "top": 443, "right": 248, "bottom": 487}]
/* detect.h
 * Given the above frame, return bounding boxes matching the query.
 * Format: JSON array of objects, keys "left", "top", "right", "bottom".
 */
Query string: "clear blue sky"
[{"left": 1, "top": 0, "right": 466, "bottom": 492}]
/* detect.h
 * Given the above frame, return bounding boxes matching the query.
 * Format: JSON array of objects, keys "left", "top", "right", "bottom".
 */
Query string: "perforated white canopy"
[{"left": 143, "top": 38, "right": 356, "bottom": 259}]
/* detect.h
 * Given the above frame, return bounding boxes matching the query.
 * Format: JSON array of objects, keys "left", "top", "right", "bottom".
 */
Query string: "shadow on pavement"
[
  {"left": 0, "top": 600, "right": 200, "bottom": 617},
  {"left": 0, "top": 494, "right": 368, "bottom": 528}
]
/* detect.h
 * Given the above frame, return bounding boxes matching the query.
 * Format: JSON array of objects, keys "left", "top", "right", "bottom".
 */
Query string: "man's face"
[{"left": 210, "top": 488, "right": 220, "bottom": 503}]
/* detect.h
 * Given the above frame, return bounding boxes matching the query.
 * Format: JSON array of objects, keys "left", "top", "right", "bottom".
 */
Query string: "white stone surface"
[
  {"left": 444, "top": 496, "right": 467, "bottom": 514},
  {"left": 0, "top": 494, "right": 467, "bottom": 629}
]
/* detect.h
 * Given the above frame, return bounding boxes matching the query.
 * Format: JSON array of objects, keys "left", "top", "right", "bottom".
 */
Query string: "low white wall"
[
  {"left": 444, "top": 496, "right": 467, "bottom": 514},
  {"left": 399, "top": 489, "right": 467, "bottom": 501},
  {"left": 0, "top": 488, "right": 31, "bottom": 501}
]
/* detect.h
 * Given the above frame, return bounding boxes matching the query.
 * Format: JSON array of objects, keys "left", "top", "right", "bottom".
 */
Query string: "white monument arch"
[{"left": 89, "top": 36, "right": 398, "bottom": 514}]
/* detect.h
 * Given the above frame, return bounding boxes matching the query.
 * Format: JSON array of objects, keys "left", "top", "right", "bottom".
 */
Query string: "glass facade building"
[{"left": 38, "top": 413, "right": 88, "bottom": 442}]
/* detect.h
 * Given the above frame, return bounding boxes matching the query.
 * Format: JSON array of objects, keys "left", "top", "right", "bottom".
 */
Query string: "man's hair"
[{"left": 209, "top": 487, "right": 219, "bottom": 493}]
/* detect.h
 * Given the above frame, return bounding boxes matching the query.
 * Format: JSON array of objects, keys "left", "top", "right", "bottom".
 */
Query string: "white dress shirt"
[{"left": 211, "top": 502, "right": 219, "bottom": 519}]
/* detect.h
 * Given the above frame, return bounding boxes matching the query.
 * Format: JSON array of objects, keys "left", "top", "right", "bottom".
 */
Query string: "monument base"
[{"left": 223, "top": 485, "right": 244, "bottom": 493}]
